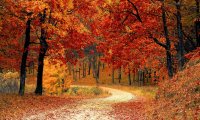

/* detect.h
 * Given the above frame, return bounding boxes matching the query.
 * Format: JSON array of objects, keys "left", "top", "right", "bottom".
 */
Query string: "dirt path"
[{"left": 23, "top": 86, "right": 136, "bottom": 120}]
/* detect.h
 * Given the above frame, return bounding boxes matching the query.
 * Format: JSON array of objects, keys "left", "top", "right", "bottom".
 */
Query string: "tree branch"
[
  {"left": 149, "top": 33, "right": 167, "bottom": 49},
  {"left": 122, "top": 14, "right": 129, "bottom": 24},
  {"left": 127, "top": 0, "right": 142, "bottom": 22}
]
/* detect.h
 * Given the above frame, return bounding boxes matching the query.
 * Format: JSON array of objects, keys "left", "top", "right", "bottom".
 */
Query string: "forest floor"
[
  {"left": 0, "top": 84, "right": 153, "bottom": 120},
  {"left": 22, "top": 86, "right": 136, "bottom": 120}
]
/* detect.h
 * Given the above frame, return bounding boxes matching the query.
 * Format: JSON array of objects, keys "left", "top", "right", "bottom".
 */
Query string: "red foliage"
[
  {"left": 0, "top": 94, "right": 79, "bottom": 119},
  {"left": 111, "top": 98, "right": 147, "bottom": 120}
]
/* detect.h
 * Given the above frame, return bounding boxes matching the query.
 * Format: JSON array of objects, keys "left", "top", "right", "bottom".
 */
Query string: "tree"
[
  {"left": 96, "top": 0, "right": 175, "bottom": 78},
  {"left": 19, "top": 19, "right": 31, "bottom": 96},
  {"left": 175, "top": 0, "right": 185, "bottom": 70},
  {"left": 35, "top": 9, "right": 48, "bottom": 95}
]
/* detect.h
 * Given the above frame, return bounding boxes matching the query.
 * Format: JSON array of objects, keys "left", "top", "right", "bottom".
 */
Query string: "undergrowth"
[
  {"left": 64, "top": 86, "right": 109, "bottom": 97},
  {"left": 145, "top": 62, "right": 200, "bottom": 119}
]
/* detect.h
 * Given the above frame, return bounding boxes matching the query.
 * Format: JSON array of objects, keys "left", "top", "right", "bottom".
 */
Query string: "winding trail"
[{"left": 23, "top": 86, "right": 136, "bottom": 120}]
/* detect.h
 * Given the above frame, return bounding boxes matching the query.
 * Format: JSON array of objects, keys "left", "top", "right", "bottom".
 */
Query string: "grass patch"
[
  {"left": 0, "top": 78, "right": 19, "bottom": 94},
  {"left": 65, "top": 86, "right": 110, "bottom": 98}
]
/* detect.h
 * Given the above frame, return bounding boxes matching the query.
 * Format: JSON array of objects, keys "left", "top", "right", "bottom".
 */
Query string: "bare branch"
[
  {"left": 149, "top": 34, "right": 167, "bottom": 49},
  {"left": 127, "top": 0, "right": 142, "bottom": 22}
]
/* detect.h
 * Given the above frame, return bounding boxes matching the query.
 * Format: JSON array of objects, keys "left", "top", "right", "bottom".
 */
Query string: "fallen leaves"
[
  {"left": 111, "top": 98, "right": 147, "bottom": 120},
  {"left": 0, "top": 94, "right": 79, "bottom": 119}
]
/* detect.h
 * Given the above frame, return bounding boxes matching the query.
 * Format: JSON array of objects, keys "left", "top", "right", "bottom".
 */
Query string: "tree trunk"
[
  {"left": 78, "top": 68, "right": 81, "bottom": 80},
  {"left": 72, "top": 65, "right": 76, "bottom": 81},
  {"left": 196, "top": 0, "right": 200, "bottom": 47},
  {"left": 82, "top": 61, "right": 85, "bottom": 78},
  {"left": 84, "top": 62, "right": 87, "bottom": 77},
  {"left": 0, "top": 67, "right": 3, "bottom": 73},
  {"left": 35, "top": 9, "right": 48, "bottom": 95},
  {"left": 196, "top": 0, "right": 200, "bottom": 13},
  {"left": 118, "top": 67, "right": 121, "bottom": 83},
  {"left": 19, "top": 19, "right": 31, "bottom": 96},
  {"left": 175, "top": 0, "right": 185, "bottom": 70},
  {"left": 92, "top": 56, "right": 99, "bottom": 83},
  {"left": 161, "top": 1, "right": 173, "bottom": 77},
  {"left": 112, "top": 66, "right": 115, "bottom": 84},
  {"left": 88, "top": 57, "right": 91, "bottom": 75},
  {"left": 96, "top": 54, "right": 101, "bottom": 80},
  {"left": 102, "top": 63, "right": 105, "bottom": 71},
  {"left": 83, "top": 61, "right": 87, "bottom": 78},
  {"left": 128, "top": 68, "right": 131, "bottom": 85}
]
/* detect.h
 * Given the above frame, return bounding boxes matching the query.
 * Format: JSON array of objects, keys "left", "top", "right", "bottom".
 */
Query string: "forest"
[{"left": 0, "top": 0, "right": 199, "bottom": 119}]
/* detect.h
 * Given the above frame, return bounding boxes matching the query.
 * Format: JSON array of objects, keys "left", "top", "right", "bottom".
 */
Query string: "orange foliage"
[{"left": 43, "top": 59, "right": 71, "bottom": 94}]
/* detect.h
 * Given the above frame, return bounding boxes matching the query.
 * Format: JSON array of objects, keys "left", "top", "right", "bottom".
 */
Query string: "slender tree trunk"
[
  {"left": 161, "top": 1, "right": 173, "bottom": 77},
  {"left": 19, "top": 19, "right": 31, "bottom": 96},
  {"left": 0, "top": 67, "right": 3, "bottom": 73},
  {"left": 196, "top": 0, "right": 200, "bottom": 13},
  {"left": 175, "top": 0, "right": 185, "bottom": 70},
  {"left": 128, "top": 68, "right": 131, "bottom": 85},
  {"left": 92, "top": 56, "right": 99, "bottom": 83},
  {"left": 78, "top": 68, "right": 81, "bottom": 80},
  {"left": 196, "top": 0, "right": 200, "bottom": 46},
  {"left": 118, "top": 67, "right": 121, "bottom": 83},
  {"left": 142, "top": 71, "right": 145, "bottom": 85},
  {"left": 88, "top": 57, "right": 91, "bottom": 75},
  {"left": 84, "top": 62, "right": 87, "bottom": 77},
  {"left": 72, "top": 65, "right": 75, "bottom": 81},
  {"left": 138, "top": 70, "right": 141, "bottom": 86},
  {"left": 112, "top": 66, "right": 115, "bottom": 84},
  {"left": 82, "top": 61, "right": 85, "bottom": 78},
  {"left": 96, "top": 54, "right": 101, "bottom": 80},
  {"left": 102, "top": 63, "right": 105, "bottom": 71},
  {"left": 35, "top": 9, "right": 48, "bottom": 95}
]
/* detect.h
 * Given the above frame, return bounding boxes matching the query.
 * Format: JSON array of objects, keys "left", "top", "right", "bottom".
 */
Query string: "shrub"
[
  {"left": 0, "top": 72, "right": 19, "bottom": 93},
  {"left": 90, "top": 87, "right": 103, "bottom": 95},
  {"left": 65, "top": 87, "right": 105, "bottom": 96},
  {"left": 43, "top": 59, "right": 71, "bottom": 95}
]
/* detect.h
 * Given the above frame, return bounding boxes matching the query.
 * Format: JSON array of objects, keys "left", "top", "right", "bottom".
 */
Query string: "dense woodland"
[{"left": 0, "top": 0, "right": 200, "bottom": 119}]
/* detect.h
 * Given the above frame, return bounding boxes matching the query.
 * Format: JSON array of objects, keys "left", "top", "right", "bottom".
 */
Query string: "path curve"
[{"left": 23, "top": 86, "right": 136, "bottom": 120}]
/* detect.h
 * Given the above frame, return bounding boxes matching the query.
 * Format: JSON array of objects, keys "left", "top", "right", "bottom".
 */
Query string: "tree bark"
[
  {"left": 118, "top": 67, "right": 122, "bottom": 83},
  {"left": 88, "top": 57, "right": 91, "bottom": 75},
  {"left": 112, "top": 66, "right": 115, "bottom": 84},
  {"left": 196, "top": 0, "right": 200, "bottom": 13},
  {"left": 0, "top": 67, "right": 3, "bottom": 73},
  {"left": 196, "top": 0, "right": 200, "bottom": 47},
  {"left": 96, "top": 54, "right": 101, "bottom": 80},
  {"left": 92, "top": 56, "right": 99, "bottom": 83},
  {"left": 35, "top": 9, "right": 48, "bottom": 95},
  {"left": 128, "top": 68, "right": 131, "bottom": 85},
  {"left": 19, "top": 19, "right": 31, "bottom": 96},
  {"left": 82, "top": 61, "right": 86, "bottom": 78},
  {"left": 161, "top": 1, "right": 174, "bottom": 77},
  {"left": 175, "top": 0, "right": 185, "bottom": 70}
]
